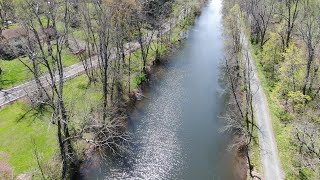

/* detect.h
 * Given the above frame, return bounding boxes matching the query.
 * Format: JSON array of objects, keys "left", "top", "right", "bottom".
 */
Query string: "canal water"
[{"left": 81, "top": 0, "right": 234, "bottom": 179}]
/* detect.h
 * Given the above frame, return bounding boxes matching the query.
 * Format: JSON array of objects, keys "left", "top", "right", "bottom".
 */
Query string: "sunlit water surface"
[{"left": 81, "top": 0, "right": 235, "bottom": 179}]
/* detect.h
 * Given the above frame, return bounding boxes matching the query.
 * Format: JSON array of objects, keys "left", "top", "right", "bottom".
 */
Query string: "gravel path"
[{"left": 242, "top": 34, "right": 284, "bottom": 180}]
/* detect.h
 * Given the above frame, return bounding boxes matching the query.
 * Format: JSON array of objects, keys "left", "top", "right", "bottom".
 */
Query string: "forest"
[
  {"left": 0, "top": 0, "right": 205, "bottom": 179},
  {"left": 223, "top": 0, "right": 320, "bottom": 179}
]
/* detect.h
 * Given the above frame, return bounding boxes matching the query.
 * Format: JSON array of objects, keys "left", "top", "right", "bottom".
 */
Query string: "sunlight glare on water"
[{"left": 81, "top": 0, "right": 234, "bottom": 179}]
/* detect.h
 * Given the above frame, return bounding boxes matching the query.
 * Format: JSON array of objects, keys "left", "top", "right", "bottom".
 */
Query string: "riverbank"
[
  {"left": 78, "top": 7, "right": 202, "bottom": 178},
  {"left": 79, "top": 40, "right": 185, "bottom": 177},
  {"left": 80, "top": 1, "right": 237, "bottom": 178},
  {"left": 0, "top": 3, "right": 203, "bottom": 179},
  {"left": 221, "top": 1, "right": 269, "bottom": 179}
]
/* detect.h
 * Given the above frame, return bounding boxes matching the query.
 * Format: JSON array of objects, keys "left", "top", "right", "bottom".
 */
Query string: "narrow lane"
[
  {"left": 242, "top": 34, "right": 284, "bottom": 180},
  {"left": 0, "top": 19, "right": 178, "bottom": 108}
]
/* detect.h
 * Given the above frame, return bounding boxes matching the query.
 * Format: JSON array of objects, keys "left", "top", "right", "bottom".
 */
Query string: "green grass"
[
  {"left": 248, "top": 43, "right": 298, "bottom": 180},
  {"left": 0, "top": 50, "right": 79, "bottom": 89},
  {"left": 0, "top": 56, "right": 32, "bottom": 89},
  {"left": 71, "top": 29, "right": 87, "bottom": 41},
  {"left": 0, "top": 8, "right": 196, "bottom": 177},
  {"left": 71, "top": 29, "right": 96, "bottom": 42},
  {"left": 238, "top": 12, "right": 298, "bottom": 179},
  {"left": 63, "top": 76, "right": 102, "bottom": 128},
  {"left": 62, "top": 50, "right": 80, "bottom": 67},
  {"left": 7, "top": 23, "right": 20, "bottom": 29},
  {"left": 0, "top": 75, "right": 102, "bottom": 177},
  {"left": 0, "top": 102, "right": 57, "bottom": 174},
  {"left": 250, "top": 128, "right": 263, "bottom": 175}
]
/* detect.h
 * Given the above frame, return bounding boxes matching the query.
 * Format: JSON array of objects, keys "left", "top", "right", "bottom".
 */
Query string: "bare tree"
[
  {"left": 279, "top": 0, "right": 300, "bottom": 49},
  {"left": 222, "top": 3, "right": 261, "bottom": 178},
  {"left": 223, "top": 52, "right": 261, "bottom": 179},
  {"left": 247, "top": 0, "right": 275, "bottom": 47},
  {"left": 295, "top": 123, "right": 320, "bottom": 178},
  {"left": 78, "top": 1, "right": 99, "bottom": 83},
  {"left": 0, "top": 0, "right": 14, "bottom": 29},
  {"left": 298, "top": 0, "right": 320, "bottom": 95},
  {"left": 20, "top": 0, "right": 78, "bottom": 179}
]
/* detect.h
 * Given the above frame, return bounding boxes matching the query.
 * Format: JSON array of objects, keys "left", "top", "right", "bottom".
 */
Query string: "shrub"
[
  {"left": 287, "top": 91, "right": 311, "bottom": 112},
  {"left": 133, "top": 73, "right": 147, "bottom": 86},
  {"left": 0, "top": 37, "right": 27, "bottom": 60}
]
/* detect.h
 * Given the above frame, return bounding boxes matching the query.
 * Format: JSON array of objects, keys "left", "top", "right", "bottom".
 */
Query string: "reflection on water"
[{"left": 81, "top": 0, "right": 234, "bottom": 179}]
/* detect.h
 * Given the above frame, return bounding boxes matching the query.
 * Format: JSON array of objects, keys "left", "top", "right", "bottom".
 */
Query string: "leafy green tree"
[
  {"left": 278, "top": 43, "right": 305, "bottom": 95},
  {"left": 287, "top": 91, "right": 311, "bottom": 112},
  {"left": 259, "top": 32, "right": 282, "bottom": 84}
]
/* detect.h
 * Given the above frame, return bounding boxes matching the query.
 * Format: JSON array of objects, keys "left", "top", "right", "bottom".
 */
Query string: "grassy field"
[
  {"left": 0, "top": 75, "right": 103, "bottom": 177},
  {"left": 0, "top": 44, "right": 171, "bottom": 177},
  {"left": 0, "top": 102, "right": 57, "bottom": 174}
]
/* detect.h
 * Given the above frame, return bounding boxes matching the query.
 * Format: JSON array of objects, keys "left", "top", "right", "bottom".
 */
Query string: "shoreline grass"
[
  {"left": 0, "top": 6, "right": 199, "bottom": 178},
  {"left": 248, "top": 42, "right": 298, "bottom": 180}
]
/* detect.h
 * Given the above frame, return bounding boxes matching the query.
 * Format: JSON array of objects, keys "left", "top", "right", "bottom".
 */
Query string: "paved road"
[
  {"left": 241, "top": 34, "right": 284, "bottom": 180},
  {"left": 0, "top": 57, "right": 96, "bottom": 107},
  {"left": 0, "top": 15, "right": 185, "bottom": 108},
  {"left": 0, "top": 39, "right": 147, "bottom": 108}
]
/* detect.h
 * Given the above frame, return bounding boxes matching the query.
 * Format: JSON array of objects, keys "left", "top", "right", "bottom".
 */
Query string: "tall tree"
[
  {"left": 20, "top": 0, "right": 78, "bottom": 178},
  {"left": 247, "top": 0, "right": 275, "bottom": 47},
  {"left": 299, "top": 0, "right": 320, "bottom": 95},
  {"left": 279, "top": 0, "right": 300, "bottom": 49}
]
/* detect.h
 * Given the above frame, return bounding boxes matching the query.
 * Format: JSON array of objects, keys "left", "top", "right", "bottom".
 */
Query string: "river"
[{"left": 80, "top": 0, "right": 235, "bottom": 179}]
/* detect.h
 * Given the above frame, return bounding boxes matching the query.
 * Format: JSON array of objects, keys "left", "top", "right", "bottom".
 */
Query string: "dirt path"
[{"left": 241, "top": 34, "right": 284, "bottom": 180}]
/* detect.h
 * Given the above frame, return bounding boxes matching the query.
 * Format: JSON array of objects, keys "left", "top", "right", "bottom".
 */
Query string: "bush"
[
  {"left": 0, "top": 38, "right": 27, "bottom": 60},
  {"left": 133, "top": 73, "right": 147, "bottom": 86},
  {"left": 0, "top": 43, "right": 17, "bottom": 60},
  {"left": 278, "top": 109, "right": 293, "bottom": 123},
  {"left": 287, "top": 91, "right": 311, "bottom": 112}
]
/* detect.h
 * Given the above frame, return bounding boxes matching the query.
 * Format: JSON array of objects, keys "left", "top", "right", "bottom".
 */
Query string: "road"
[
  {"left": 241, "top": 34, "right": 284, "bottom": 180},
  {"left": 0, "top": 14, "right": 186, "bottom": 108}
]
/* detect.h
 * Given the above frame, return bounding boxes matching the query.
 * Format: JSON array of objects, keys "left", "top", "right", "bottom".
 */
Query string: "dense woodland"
[
  {"left": 223, "top": 0, "right": 319, "bottom": 179},
  {"left": 0, "top": 0, "right": 205, "bottom": 179}
]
